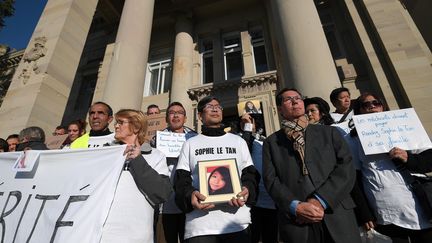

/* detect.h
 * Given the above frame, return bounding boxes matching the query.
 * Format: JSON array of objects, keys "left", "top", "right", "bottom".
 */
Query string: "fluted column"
[
  {"left": 170, "top": 14, "right": 194, "bottom": 127},
  {"left": 103, "top": 0, "right": 155, "bottom": 112},
  {"left": 268, "top": 0, "right": 340, "bottom": 98}
]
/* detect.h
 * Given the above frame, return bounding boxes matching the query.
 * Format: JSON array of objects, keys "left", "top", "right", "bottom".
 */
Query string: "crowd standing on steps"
[{"left": 2, "top": 86, "right": 432, "bottom": 243}]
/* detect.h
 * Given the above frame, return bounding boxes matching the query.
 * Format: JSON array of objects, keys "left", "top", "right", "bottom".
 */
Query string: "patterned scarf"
[{"left": 281, "top": 115, "right": 309, "bottom": 175}]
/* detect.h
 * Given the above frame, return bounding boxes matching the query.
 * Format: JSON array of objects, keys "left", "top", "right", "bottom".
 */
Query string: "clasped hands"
[
  {"left": 295, "top": 198, "right": 325, "bottom": 224},
  {"left": 191, "top": 186, "right": 249, "bottom": 210}
]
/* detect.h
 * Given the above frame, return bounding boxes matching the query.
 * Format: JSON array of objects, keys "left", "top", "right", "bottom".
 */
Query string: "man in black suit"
[{"left": 263, "top": 88, "right": 361, "bottom": 243}]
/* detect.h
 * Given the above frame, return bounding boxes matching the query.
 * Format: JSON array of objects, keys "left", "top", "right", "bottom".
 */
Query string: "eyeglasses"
[
  {"left": 114, "top": 120, "right": 130, "bottom": 126},
  {"left": 282, "top": 96, "right": 303, "bottom": 104},
  {"left": 204, "top": 104, "right": 223, "bottom": 111},
  {"left": 361, "top": 100, "right": 382, "bottom": 108},
  {"left": 168, "top": 110, "right": 186, "bottom": 116}
]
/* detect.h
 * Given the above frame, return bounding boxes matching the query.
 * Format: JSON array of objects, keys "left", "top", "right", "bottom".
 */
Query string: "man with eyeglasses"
[
  {"left": 150, "top": 102, "right": 197, "bottom": 147},
  {"left": 174, "top": 96, "right": 260, "bottom": 243},
  {"left": 149, "top": 102, "right": 198, "bottom": 243},
  {"left": 263, "top": 88, "right": 361, "bottom": 243}
]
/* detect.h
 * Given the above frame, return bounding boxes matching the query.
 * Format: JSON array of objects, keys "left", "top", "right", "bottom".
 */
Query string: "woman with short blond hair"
[{"left": 100, "top": 109, "right": 172, "bottom": 243}]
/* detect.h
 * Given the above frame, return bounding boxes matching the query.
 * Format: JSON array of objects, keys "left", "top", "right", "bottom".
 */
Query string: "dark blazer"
[{"left": 263, "top": 125, "right": 361, "bottom": 243}]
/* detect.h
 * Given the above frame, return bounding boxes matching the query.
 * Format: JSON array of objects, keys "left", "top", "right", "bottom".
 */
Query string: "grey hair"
[{"left": 19, "top": 126, "right": 46, "bottom": 143}]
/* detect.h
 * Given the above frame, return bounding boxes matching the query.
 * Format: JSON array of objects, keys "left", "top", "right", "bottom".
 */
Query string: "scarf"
[{"left": 281, "top": 115, "right": 309, "bottom": 175}]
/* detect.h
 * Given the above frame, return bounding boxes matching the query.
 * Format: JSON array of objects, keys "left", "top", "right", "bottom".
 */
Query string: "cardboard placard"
[
  {"left": 145, "top": 113, "right": 167, "bottom": 142},
  {"left": 45, "top": 134, "right": 69, "bottom": 149}
]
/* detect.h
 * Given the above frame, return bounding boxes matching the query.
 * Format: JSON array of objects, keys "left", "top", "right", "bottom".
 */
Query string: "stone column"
[
  {"left": 240, "top": 31, "right": 255, "bottom": 76},
  {"left": 0, "top": 0, "right": 99, "bottom": 137},
  {"left": 268, "top": 0, "right": 340, "bottom": 99},
  {"left": 103, "top": 0, "right": 155, "bottom": 112},
  {"left": 170, "top": 14, "right": 194, "bottom": 127}
]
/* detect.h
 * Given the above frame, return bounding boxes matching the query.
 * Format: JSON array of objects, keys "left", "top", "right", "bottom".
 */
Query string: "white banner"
[
  {"left": 156, "top": 131, "right": 186, "bottom": 158},
  {"left": 352, "top": 108, "right": 432, "bottom": 155},
  {"left": 0, "top": 145, "right": 126, "bottom": 243}
]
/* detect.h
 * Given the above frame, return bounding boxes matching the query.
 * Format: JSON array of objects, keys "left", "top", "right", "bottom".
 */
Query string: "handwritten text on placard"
[
  {"left": 352, "top": 108, "right": 432, "bottom": 155},
  {"left": 156, "top": 131, "right": 186, "bottom": 158}
]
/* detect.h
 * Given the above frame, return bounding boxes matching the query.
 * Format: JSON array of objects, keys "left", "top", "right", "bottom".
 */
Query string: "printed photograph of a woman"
[
  {"left": 243, "top": 101, "right": 262, "bottom": 114},
  {"left": 207, "top": 166, "right": 234, "bottom": 195}
]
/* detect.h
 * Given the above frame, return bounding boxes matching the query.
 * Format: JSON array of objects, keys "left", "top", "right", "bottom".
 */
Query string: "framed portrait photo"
[
  {"left": 237, "top": 100, "right": 262, "bottom": 116},
  {"left": 198, "top": 159, "right": 242, "bottom": 204}
]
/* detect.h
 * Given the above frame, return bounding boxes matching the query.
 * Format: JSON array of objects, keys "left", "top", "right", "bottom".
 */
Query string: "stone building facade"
[
  {"left": 0, "top": 48, "right": 23, "bottom": 108},
  {"left": 0, "top": 0, "right": 431, "bottom": 137}
]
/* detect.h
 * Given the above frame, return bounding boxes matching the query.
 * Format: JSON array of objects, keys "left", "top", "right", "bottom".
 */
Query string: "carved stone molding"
[
  {"left": 0, "top": 50, "right": 24, "bottom": 68},
  {"left": 0, "top": 45, "right": 9, "bottom": 57},
  {"left": 240, "top": 70, "right": 277, "bottom": 87},
  {"left": 19, "top": 36, "right": 48, "bottom": 84},
  {"left": 187, "top": 70, "right": 277, "bottom": 101},
  {"left": 187, "top": 81, "right": 239, "bottom": 102}
]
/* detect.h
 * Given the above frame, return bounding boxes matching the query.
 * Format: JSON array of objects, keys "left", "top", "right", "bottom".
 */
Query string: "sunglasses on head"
[{"left": 361, "top": 100, "right": 382, "bottom": 108}]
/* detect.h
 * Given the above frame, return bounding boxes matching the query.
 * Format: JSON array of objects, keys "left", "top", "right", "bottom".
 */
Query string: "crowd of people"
[{"left": 0, "top": 87, "right": 431, "bottom": 243}]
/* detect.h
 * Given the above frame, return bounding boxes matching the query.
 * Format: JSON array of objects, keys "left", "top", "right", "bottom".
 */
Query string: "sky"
[{"left": 0, "top": 0, "right": 48, "bottom": 51}]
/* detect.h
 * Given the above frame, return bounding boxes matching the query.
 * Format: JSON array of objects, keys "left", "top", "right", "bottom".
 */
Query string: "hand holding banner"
[{"left": 0, "top": 146, "right": 126, "bottom": 243}]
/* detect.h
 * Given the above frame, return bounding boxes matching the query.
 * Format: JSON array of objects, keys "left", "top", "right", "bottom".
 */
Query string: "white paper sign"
[
  {"left": 156, "top": 131, "right": 186, "bottom": 158},
  {"left": 0, "top": 146, "right": 126, "bottom": 243},
  {"left": 352, "top": 108, "right": 432, "bottom": 155}
]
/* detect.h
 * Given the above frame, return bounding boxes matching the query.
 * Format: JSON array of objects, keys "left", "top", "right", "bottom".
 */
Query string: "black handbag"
[{"left": 410, "top": 174, "right": 432, "bottom": 222}]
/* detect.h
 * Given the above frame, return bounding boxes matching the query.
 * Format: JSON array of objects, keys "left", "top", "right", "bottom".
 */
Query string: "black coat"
[{"left": 263, "top": 125, "right": 361, "bottom": 243}]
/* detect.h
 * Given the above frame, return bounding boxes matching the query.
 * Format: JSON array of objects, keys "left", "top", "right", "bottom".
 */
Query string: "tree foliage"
[{"left": 0, "top": 0, "right": 15, "bottom": 29}]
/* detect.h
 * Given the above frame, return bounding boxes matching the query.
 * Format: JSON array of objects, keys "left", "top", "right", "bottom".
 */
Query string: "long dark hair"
[
  {"left": 68, "top": 119, "right": 87, "bottom": 136},
  {"left": 208, "top": 166, "right": 233, "bottom": 195},
  {"left": 244, "top": 101, "right": 259, "bottom": 113}
]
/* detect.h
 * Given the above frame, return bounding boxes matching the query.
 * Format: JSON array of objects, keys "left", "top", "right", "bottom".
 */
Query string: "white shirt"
[
  {"left": 88, "top": 133, "right": 115, "bottom": 148},
  {"left": 100, "top": 149, "right": 169, "bottom": 242},
  {"left": 347, "top": 136, "right": 432, "bottom": 229},
  {"left": 331, "top": 110, "right": 353, "bottom": 123},
  {"left": 100, "top": 171, "right": 155, "bottom": 243},
  {"left": 176, "top": 133, "right": 254, "bottom": 239}
]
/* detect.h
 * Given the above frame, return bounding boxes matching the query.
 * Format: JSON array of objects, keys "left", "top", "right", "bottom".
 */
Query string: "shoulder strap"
[{"left": 338, "top": 108, "right": 352, "bottom": 123}]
